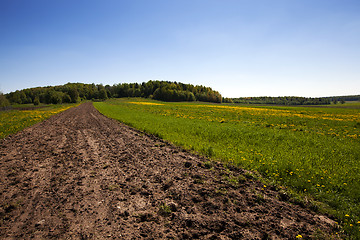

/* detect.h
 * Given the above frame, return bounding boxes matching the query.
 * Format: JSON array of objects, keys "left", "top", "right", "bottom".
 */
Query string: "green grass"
[
  {"left": 0, "top": 103, "right": 79, "bottom": 139},
  {"left": 317, "top": 101, "right": 360, "bottom": 109},
  {"left": 94, "top": 98, "right": 360, "bottom": 238}
]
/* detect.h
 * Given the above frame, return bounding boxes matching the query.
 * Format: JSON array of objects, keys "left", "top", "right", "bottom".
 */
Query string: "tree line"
[
  {"left": 231, "top": 96, "right": 331, "bottom": 105},
  {"left": 2, "top": 81, "right": 358, "bottom": 107},
  {"left": 325, "top": 95, "right": 360, "bottom": 104},
  {"left": 3, "top": 81, "right": 223, "bottom": 105},
  {"left": 230, "top": 95, "right": 360, "bottom": 105}
]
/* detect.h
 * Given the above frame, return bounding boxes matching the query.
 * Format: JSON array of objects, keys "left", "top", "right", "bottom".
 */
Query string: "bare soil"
[{"left": 0, "top": 103, "right": 338, "bottom": 239}]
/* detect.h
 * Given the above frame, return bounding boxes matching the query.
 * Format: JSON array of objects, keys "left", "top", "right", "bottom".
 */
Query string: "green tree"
[
  {"left": 98, "top": 88, "right": 108, "bottom": 100},
  {"left": 50, "top": 91, "right": 63, "bottom": 104},
  {"left": 8, "top": 91, "right": 22, "bottom": 104},
  {"left": 33, "top": 96, "right": 40, "bottom": 106},
  {"left": 0, "top": 92, "right": 10, "bottom": 108},
  {"left": 62, "top": 93, "right": 72, "bottom": 103},
  {"left": 68, "top": 88, "right": 80, "bottom": 103}
]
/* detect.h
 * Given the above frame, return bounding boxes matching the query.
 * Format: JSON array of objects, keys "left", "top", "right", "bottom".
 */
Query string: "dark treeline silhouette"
[
  {"left": 231, "top": 95, "right": 360, "bottom": 105},
  {"left": 325, "top": 95, "right": 360, "bottom": 104},
  {"left": 4, "top": 81, "right": 222, "bottom": 105},
  {"left": 231, "top": 96, "right": 332, "bottom": 105}
]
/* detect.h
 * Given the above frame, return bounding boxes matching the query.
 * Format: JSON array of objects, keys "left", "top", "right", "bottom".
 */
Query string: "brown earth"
[{"left": 0, "top": 103, "right": 339, "bottom": 239}]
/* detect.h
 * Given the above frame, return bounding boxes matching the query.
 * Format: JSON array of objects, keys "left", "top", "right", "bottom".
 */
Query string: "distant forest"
[
  {"left": 2, "top": 81, "right": 222, "bottom": 106},
  {"left": 1, "top": 81, "right": 359, "bottom": 107},
  {"left": 230, "top": 95, "right": 360, "bottom": 105}
]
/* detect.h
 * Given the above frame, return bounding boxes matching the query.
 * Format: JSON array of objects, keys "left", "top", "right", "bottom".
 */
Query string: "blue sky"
[{"left": 0, "top": 0, "right": 359, "bottom": 97}]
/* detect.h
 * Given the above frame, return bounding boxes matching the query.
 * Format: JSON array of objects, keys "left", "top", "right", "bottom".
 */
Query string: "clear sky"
[{"left": 0, "top": 0, "right": 359, "bottom": 97}]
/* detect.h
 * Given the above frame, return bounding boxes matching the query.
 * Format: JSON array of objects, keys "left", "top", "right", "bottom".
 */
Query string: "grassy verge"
[
  {"left": 94, "top": 98, "right": 360, "bottom": 238},
  {"left": 0, "top": 103, "right": 79, "bottom": 139}
]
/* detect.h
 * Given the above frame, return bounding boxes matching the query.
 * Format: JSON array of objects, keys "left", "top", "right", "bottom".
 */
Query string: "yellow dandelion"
[{"left": 296, "top": 235, "right": 303, "bottom": 238}]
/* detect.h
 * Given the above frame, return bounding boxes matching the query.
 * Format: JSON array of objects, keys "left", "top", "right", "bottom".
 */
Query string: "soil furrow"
[{"left": 0, "top": 102, "right": 338, "bottom": 239}]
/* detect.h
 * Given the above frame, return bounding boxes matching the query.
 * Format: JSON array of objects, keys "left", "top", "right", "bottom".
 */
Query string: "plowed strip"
[{"left": 0, "top": 103, "right": 337, "bottom": 239}]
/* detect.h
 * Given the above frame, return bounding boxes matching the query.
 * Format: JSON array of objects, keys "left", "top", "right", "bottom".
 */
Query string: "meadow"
[
  {"left": 0, "top": 103, "right": 79, "bottom": 139},
  {"left": 94, "top": 98, "right": 360, "bottom": 237}
]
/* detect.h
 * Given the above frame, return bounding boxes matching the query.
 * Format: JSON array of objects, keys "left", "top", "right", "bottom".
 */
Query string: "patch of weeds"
[
  {"left": 193, "top": 179, "right": 204, "bottom": 184},
  {"left": 155, "top": 132, "right": 164, "bottom": 138},
  {"left": 7, "top": 169, "right": 17, "bottom": 177},
  {"left": 192, "top": 174, "right": 204, "bottom": 184},
  {"left": 202, "top": 146, "right": 214, "bottom": 158},
  {"left": 2, "top": 199, "right": 23, "bottom": 213},
  {"left": 108, "top": 184, "right": 119, "bottom": 191},
  {"left": 244, "top": 170, "right": 260, "bottom": 180},
  {"left": 278, "top": 190, "right": 290, "bottom": 202},
  {"left": 255, "top": 192, "right": 266, "bottom": 204},
  {"left": 308, "top": 201, "right": 320, "bottom": 212},
  {"left": 220, "top": 169, "right": 231, "bottom": 178},
  {"left": 3, "top": 203, "right": 17, "bottom": 213},
  {"left": 289, "top": 194, "right": 308, "bottom": 208},
  {"left": 204, "top": 161, "right": 213, "bottom": 169},
  {"left": 224, "top": 174, "right": 247, "bottom": 188},
  {"left": 215, "top": 188, "right": 228, "bottom": 196},
  {"left": 158, "top": 203, "right": 172, "bottom": 217},
  {"left": 224, "top": 176, "right": 239, "bottom": 188},
  {"left": 311, "top": 228, "right": 339, "bottom": 240},
  {"left": 237, "top": 174, "right": 247, "bottom": 183}
]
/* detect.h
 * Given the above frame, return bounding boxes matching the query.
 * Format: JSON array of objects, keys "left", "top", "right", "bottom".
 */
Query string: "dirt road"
[{"left": 0, "top": 103, "right": 337, "bottom": 239}]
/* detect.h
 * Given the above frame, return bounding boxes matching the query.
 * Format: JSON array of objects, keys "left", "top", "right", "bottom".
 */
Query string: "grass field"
[
  {"left": 0, "top": 103, "right": 79, "bottom": 139},
  {"left": 94, "top": 98, "right": 360, "bottom": 238}
]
